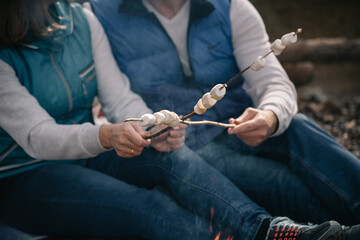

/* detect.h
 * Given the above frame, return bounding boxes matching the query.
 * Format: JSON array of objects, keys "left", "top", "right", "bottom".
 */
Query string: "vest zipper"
[{"left": 50, "top": 52, "right": 73, "bottom": 112}]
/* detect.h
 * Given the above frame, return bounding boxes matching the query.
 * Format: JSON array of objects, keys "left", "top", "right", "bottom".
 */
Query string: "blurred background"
[
  {"left": 251, "top": 0, "right": 360, "bottom": 97},
  {"left": 250, "top": 0, "right": 360, "bottom": 157}
]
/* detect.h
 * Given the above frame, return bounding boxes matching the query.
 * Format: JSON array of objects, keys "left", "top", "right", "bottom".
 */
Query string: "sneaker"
[
  {"left": 265, "top": 217, "right": 344, "bottom": 240},
  {"left": 343, "top": 224, "right": 360, "bottom": 240}
]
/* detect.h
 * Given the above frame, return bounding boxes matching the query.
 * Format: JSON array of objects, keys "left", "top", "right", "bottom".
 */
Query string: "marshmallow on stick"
[
  {"left": 210, "top": 84, "right": 226, "bottom": 100},
  {"left": 126, "top": 29, "right": 303, "bottom": 138},
  {"left": 270, "top": 39, "right": 286, "bottom": 56},
  {"left": 153, "top": 112, "right": 166, "bottom": 125},
  {"left": 140, "top": 113, "right": 157, "bottom": 127},
  {"left": 194, "top": 99, "right": 207, "bottom": 115},
  {"left": 250, "top": 56, "right": 266, "bottom": 71},
  {"left": 201, "top": 93, "right": 217, "bottom": 109}
]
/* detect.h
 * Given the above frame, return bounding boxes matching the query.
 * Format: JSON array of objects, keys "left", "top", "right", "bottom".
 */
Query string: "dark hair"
[{"left": 0, "top": 0, "right": 66, "bottom": 49}]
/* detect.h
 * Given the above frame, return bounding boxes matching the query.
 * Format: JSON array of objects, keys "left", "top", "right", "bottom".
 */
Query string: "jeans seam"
[{"left": 245, "top": 216, "right": 265, "bottom": 240}]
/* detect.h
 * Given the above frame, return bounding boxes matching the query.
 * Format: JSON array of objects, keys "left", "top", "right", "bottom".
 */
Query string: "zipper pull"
[{"left": 81, "top": 81, "right": 88, "bottom": 95}]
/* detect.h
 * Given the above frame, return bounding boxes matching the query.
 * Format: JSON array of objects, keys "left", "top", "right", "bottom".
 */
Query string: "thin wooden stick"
[
  {"left": 124, "top": 118, "right": 141, "bottom": 122},
  {"left": 124, "top": 116, "right": 235, "bottom": 139},
  {"left": 181, "top": 120, "right": 235, "bottom": 128}
]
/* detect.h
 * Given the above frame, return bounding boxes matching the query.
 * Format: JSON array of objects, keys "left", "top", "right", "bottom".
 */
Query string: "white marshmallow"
[
  {"left": 153, "top": 112, "right": 166, "bottom": 125},
  {"left": 281, "top": 32, "right": 297, "bottom": 46},
  {"left": 168, "top": 112, "right": 180, "bottom": 127},
  {"left": 270, "top": 39, "right": 286, "bottom": 55},
  {"left": 250, "top": 56, "right": 266, "bottom": 71},
  {"left": 201, "top": 93, "right": 217, "bottom": 109},
  {"left": 140, "top": 113, "right": 157, "bottom": 127},
  {"left": 194, "top": 99, "right": 207, "bottom": 115},
  {"left": 160, "top": 110, "right": 176, "bottom": 125},
  {"left": 210, "top": 84, "right": 226, "bottom": 100}
]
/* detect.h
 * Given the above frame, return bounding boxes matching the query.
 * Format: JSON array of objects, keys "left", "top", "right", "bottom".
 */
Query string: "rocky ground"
[{"left": 298, "top": 93, "right": 360, "bottom": 158}]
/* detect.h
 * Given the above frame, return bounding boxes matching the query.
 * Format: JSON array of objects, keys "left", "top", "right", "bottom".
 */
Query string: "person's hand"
[
  {"left": 99, "top": 122, "right": 150, "bottom": 158},
  {"left": 150, "top": 123, "right": 187, "bottom": 152},
  {"left": 227, "top": 107, "right": 278, "bottom": 146}
]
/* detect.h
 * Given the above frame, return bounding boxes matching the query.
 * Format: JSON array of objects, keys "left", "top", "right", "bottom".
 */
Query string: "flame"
[
  {"left": 214, "top": 233, "right": 221, "bottom": 240},
  {"left": 214, "top": 232, "right": 234, "bottom": 240},
  {"left": 210, "top": 207, "right": 234, "bottom": 240}
]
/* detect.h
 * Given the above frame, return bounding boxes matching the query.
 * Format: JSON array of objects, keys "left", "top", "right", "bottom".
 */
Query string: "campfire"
[{"left": 210, "top": 207, "right": 234, "bottom": 240}]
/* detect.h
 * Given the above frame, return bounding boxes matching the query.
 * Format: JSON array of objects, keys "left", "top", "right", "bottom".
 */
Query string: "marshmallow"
[
  {"left": 194, "top": 99, "right": 207, "bottom": 115},
  {"left": 160, "top": 110, "right": 177, "bottom": 125},
  {"left": 250, "top": 56, "right": 266, "bottom": 71},
  {"left": 281, "top": 32, "right": 297, "bottom": 46},
  {"left": 153, "top": 112, "right": 166, "bottom": 125},
  {"left": 210, "top": 84, "right": 226, "bottom": 100},
  {"left": 168, "top": 112, "right": 180, "bottom": 127},
  {"left": 140, "top": 113, "right": 157, "bottom": 127},
  {"left": 270, "top": 39, "right": 286, "bottom": 55},
  {"left": 201, "top": 93, "right": 217, "bottom": 109}
]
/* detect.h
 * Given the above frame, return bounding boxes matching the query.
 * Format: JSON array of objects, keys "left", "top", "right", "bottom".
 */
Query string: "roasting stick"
[
  {"left": 181, "top": 120, "right": 236, "bottom": 128},
  {"left": 126, "top": 29, "right": 302, "bottom": 139},
  {"left": 125, "top": 118, "right": 235, "bottom": 140},
  {"left": 219, "top": 28, "right": 302, "bottom": 91},
  {"left": 125, "top": 118, "right": 236, "bottom": 128}
]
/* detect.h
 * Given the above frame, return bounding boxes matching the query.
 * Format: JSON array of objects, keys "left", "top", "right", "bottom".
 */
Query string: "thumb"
[
  {"left": 235, "top": 108, "right": 258, "bottom": 124},
  {"left": 131, "top": 122, "right": 151, "bottom": 143},
  {"left": 131, "top": 122, "right": 145, "bottom": 135}
]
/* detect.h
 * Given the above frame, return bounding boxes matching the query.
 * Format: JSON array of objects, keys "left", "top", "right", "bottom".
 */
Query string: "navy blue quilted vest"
[{"left": 92, "top": 0, "right": 253, "bottom": 149}]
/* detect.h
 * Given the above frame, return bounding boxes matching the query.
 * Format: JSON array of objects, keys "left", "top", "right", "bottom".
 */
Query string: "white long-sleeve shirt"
[
  {"left": 0, "top": 8, "right": 151, "bottom": 161},
  {"left": 143, "top": 0, "right": 298, "bottom": 136}
]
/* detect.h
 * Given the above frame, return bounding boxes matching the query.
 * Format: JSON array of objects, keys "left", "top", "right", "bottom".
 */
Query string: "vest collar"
[
  {"left": 118, "top": 0, "right": 215, "bottom": 23},
  {"left": 24, "top": 1, "right": 74, "bottom": 50}
]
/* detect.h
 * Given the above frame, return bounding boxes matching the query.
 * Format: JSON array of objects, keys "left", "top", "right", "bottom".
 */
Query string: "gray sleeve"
[
  {"left": 84, "top": 8, "right": 152, "bottom": 123},
  {"left": 0, "top": 60, "right": 106, "bottom": 160},
  {"left": 230, "top": 0, "right": 298, "bottom": 136}
]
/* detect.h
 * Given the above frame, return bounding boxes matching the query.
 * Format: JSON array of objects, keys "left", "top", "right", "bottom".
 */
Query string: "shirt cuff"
[{"left": 80, "top": 123, "right": 110, "bottom": 157}]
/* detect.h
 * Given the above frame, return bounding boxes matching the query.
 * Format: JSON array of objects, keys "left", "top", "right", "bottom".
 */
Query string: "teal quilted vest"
[{"left": 0, "top": 2, "right": 97, "bottom": 178}]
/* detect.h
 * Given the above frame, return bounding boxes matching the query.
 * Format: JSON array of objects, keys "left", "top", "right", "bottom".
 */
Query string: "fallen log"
[{"left": 278, "top": 38, "right": 360, "bottom": 62}]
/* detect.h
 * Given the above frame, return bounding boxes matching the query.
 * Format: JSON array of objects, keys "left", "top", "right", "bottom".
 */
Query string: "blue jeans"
[
  {"left": 0, "top": 223, "right": 34, "bottom": 240},
  {"left": 0, "top": 146, "right": 269, "bottom": 240},
  {"left": 196, "top": 113, "right": 360, "bottom": 225}
]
